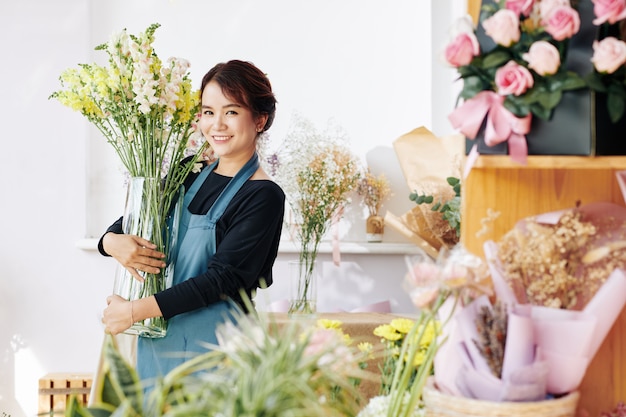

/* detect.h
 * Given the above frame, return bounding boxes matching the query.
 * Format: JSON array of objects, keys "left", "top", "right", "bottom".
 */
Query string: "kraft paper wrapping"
[{"left": 384, "top": 127, "right": 464, "bottom": 257}]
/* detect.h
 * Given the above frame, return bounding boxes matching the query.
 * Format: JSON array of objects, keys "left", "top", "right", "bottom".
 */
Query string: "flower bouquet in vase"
[
  {"left": 51, "top": 23, "right": 208, "bottom": 337},
  {"left": 357, "top": 168, "right": 392, "bottom": 242},
  {"left": 269, "top": 114, "right": 360, "bottom": 316}
]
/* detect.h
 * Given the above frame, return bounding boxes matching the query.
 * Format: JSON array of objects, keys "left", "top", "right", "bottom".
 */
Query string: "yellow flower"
[
  {"left": 374, "top": 324, "right": 402, "bottom": 342},
  {"left": 390, "top": 318, "right": 414, "bottom": 335},
  {"left": 316, "top": 318, "right": 342, "bottom": 330}
]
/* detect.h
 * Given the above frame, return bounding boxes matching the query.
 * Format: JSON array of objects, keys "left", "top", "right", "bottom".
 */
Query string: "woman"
[{"left": 99, "top": 60, "right": 285, "bottom": 384}]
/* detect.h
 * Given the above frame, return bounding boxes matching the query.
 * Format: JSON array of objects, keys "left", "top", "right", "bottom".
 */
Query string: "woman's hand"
[
  {"left": 103, "top": 295, "right": 133, "bottom": 335},
  {"left": 102, "top": 232, "right": 166, "bottom": 282}
]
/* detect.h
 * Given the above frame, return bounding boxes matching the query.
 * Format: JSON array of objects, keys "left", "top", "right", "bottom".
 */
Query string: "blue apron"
[{"left": 137, "top": 153, "right": 259, "bottom": 385}]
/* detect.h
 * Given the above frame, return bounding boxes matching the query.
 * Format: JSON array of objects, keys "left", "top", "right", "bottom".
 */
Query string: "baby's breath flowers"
[
  {"left": 496, "top": 205, "right": 626, "bottom": 309},
  {"left": 270, "top": 114, "right": 361, "bottom": 315}
]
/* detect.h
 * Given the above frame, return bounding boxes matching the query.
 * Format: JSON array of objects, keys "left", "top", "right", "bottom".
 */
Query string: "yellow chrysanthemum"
[
  {"left": 390, "top": 318, "right": 414, "bottom": 334},
  {"left": 373, "top": 324, "right": 402, "bottom": 342},
  {"left": 317, "top": 319, "right": 342, "bottom": 329}
]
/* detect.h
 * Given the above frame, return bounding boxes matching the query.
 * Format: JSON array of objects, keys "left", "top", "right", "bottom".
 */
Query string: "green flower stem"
[{"left": 386, "top": 290, "right": 456, "bottom": 417}]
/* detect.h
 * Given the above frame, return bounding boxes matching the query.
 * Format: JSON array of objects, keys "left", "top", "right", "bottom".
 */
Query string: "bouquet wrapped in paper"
[
  {"left": 385, "top": 127, "right": 464, "bottom": 258},
  {"left": 433, "top": 171, "right": 626, "bottom": 402}
]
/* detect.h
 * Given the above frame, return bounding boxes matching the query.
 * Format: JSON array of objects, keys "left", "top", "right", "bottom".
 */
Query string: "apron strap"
[{"left": 206, "top": 153, "right": 260, "bottom": 224}]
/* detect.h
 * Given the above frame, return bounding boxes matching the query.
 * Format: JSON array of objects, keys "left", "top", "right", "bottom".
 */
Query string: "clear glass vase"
[
  {"left": 112, "top": 177, "right": 183, "bottom": 338},
  {"left": 288, "top": 259, "right": 319, "bottom": 317}
]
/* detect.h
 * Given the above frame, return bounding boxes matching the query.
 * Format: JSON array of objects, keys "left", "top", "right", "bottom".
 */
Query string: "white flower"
[{"left": 357, "top": 394, "right": 425, "bottom": 417}]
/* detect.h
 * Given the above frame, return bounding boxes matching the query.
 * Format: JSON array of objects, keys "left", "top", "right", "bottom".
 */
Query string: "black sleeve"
[
  {"left": 154, "top": 183, "right": 285, "bottom": 319},
  {"left": 97, "top": 217, "right": 123, "bottom": 257}
]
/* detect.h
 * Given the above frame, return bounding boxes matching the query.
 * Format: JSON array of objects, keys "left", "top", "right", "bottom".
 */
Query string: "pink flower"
[
  {"left": 495, "top": 60, "right": 534, "bottom": 96},
  {"left": 409, "top": 287, "right": 440, "bottom": 310},
  {"left": 445, "top": 32, "right": 480, "bottom": 67},
  {"left": 591, "top": 37, "right": 626, "bottom": 74},
  {"left": 544, "top": 6, "right": 580, "bottom": 41},
  {"left": 505, "top": 0, "right": 535, "bottom": 16},
  {"left": 482, "top": 9, "right": 521, "bottom": 46},
  {"left": 405, "top": 261, "right": 441, "bottom": 309},
  {"left": 522, "top": 41, "right": 561, "bottom": 75},
  {"left": 539, "top": 0, "right": 570, "bottom": 21},
  {"left": 592, "top": 0, "right": 626, "bottom": 24}
]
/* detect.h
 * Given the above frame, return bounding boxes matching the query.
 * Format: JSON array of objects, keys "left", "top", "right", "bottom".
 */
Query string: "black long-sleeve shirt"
[{"left": 98, "top": 164, "right": 285, "bottom": 319}]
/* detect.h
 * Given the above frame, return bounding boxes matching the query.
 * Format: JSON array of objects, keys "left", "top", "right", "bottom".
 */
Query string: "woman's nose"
[{"left": 213, "top": 113, "right": 226, "bottom": 129}]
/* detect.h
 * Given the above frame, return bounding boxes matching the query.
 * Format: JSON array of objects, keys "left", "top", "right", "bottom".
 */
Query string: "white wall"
[{"left": 0, "top": 1, "right": 463, "bottom": 416}]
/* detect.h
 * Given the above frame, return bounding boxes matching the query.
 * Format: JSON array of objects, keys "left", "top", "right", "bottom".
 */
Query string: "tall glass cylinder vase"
[
  {"left": 288, "top": 259, "right": 319, "bottom": 317},
  {"left": 112, "top": 177, "right": 183, "bottom": 338}
]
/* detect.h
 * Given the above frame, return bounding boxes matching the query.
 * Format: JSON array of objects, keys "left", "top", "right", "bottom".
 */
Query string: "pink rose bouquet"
[
  {"left": 444, "top": 0, "right": 587, "bottom": 162},
  {"left": 585, "top": 0, "right": 626, "bottom": 122}
]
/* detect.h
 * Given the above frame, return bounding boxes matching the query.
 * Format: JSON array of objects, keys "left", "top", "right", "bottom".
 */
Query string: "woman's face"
[{"left": 198, "top": 80, "right": 265, "bottom": 161}]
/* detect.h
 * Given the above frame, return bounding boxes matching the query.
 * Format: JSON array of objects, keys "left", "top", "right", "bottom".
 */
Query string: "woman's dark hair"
[{"left": 200, "top": 60, "right": 277, "bottom": 132}]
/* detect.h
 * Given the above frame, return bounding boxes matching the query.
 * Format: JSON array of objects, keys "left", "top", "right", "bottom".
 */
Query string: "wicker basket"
[{"left": 423, "top": 378, "right": 580, "bottom": 417}]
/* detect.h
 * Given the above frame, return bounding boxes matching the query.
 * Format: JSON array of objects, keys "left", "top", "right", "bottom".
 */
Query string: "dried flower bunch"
[
  {"left": 357, "top": 169, "right": 392, "bottom": 217},
  {"left": 410, "top": 177, "right": 461, "bottom": 246},
  {"left": 496, "top": 204, "right": 626, "bottom": 309},
  {"left": 473, "top": 301, "right": 508, "bottom": 378}
]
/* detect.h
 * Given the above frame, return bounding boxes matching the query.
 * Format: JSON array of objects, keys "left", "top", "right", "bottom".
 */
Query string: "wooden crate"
[
  {"left": 38, "top": 372, "right": 92, "bottom": 415},
  {"left": 461, "top": 155, "right": 626, "bottom": 417}
]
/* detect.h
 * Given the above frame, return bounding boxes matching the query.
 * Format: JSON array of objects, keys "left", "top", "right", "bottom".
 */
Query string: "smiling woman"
[{"left": 85, "top": 0, "right": 462, "bottom": 244}]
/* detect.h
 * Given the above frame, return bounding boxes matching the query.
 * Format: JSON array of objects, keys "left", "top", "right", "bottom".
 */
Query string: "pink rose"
[
  {"left": 544, "top": 6, "right": 580, "bottom": 41},
  {"left": 445, "top": 32, "right": 480, "bottom": 67},
  {"left": 482, "top": 9, "right": 521, "bottom": 46},
  {"left": 405, "top": 262, "right": 441, "bottom": 309},
  {"left": 591, "top": 37, "right": 626, "bottom": 74},
  {"left": 522, "top": 41, "right": 561, "bottom": 75},
  {"left": 539, "top": 0, "right": 570, "bottom": 21},
  {"left": 505, "top": 0, "right": 535, "bottom": 16},
  {"left": 495, "top": 60, "right": 534, "bottom": 96},
  {"left": 592, "top": 0, "right": 626, "bottom": 25}
]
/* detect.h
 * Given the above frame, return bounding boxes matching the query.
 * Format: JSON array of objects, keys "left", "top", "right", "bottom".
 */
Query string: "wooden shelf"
[
  {"left": 471, "top": 155, "right": 626, "bottom": 169},
  {"left": 462, "top": 155, "right": 626, "bottom": 258}
]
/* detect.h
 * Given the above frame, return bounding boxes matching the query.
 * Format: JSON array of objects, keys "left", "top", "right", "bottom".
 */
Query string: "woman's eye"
[
  {"left": 226, "top": 110, "right": 238, "bottom": 115},
  {"left": 203, "top": 110, "right": 213, "bottom": 116}
]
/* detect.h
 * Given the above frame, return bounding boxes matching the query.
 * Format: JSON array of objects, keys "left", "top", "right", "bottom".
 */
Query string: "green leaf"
[
  {"left": 101, "top": 335, "right": 144, "bottom": 414},
  {"left": 446, "top": 177, "right": 460, "bottom": 187},
  {"left": 560, "top": 72, "right": 586, "bottom": 91},
  {"left": 65, "top": 395, "right": 95, "bottom": 417},
  {"left": 482, "top": 50, "right": 511, "bottom": 69},
  {"left": 460, "top": 75, "right": 490, "bottom": 99},
  {"left": 537, "top": 90, "right": 562, "bottom": 110},
  {"left": 529, "top": 102, "right": 553, "bottom": 121},
  {"left": 503, "top": 97, "right": 530, "bottom": 117},
  {"left": 585, "top": 73, "right": 608, "bottom": 92},
  {"left": 607, "top": 91, "right": 625, "bottom": 123}
]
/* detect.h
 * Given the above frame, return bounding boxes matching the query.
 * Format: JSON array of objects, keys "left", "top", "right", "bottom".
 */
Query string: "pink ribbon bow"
[{"left": 448, "top": 91, "right": 532, "bottom": 176}]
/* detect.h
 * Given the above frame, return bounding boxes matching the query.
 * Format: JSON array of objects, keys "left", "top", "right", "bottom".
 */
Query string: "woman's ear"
[{"left": 256, "top": 114, "right": 269, "bottom": 132}]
